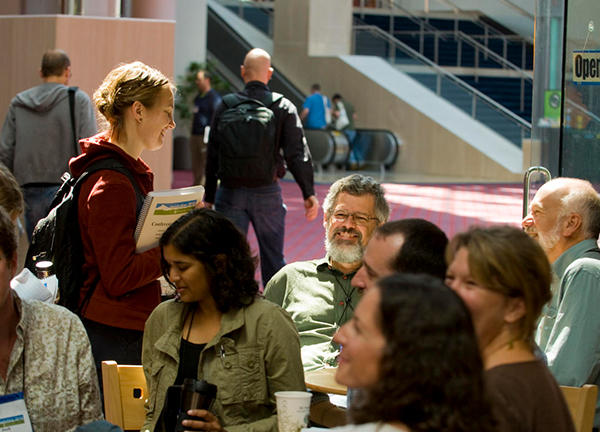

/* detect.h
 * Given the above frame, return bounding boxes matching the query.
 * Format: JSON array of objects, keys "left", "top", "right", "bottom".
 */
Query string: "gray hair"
[
  {"left": 323, "top": 174, "right": 389, "bottom": 223},
  {"left": 557, "top": 179, "right": 600, "bottom": 239}
]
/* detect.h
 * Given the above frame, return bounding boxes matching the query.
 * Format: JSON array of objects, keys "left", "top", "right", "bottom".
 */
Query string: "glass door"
[{"left": 528, "top": 0, "right": 600, "bottom": 207}]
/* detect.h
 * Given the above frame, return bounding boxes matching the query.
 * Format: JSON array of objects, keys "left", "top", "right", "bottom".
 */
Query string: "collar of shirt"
[
  {"left": 316, "top": 256, "right": 358, "bottom": 279},
  {"left": 552, "top": 238, "right": 599, "bottom": 279},
  {"left": 244, "top": 81, "right": 270, "bottom": 92}
]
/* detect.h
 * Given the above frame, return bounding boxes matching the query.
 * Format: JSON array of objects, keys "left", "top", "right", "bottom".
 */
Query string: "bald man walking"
[{"left": 204, "top": 48, "right": 318, "bottom": 286}]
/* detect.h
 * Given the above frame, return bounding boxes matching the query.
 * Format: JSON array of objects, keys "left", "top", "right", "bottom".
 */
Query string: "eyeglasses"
[{"left": 331, "top": 211, "right": 379, "bottom": 226}]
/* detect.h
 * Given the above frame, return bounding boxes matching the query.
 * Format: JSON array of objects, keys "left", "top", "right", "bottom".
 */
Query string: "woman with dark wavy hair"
[
  {"left": 445, "top": 226, "right": 574, "bottom": 432},
  {"left": 331, "top": 273, "right": 496, "bottom": 432},
  {"left": 142, "top": 208, "right": 305, "bottom": 432}
]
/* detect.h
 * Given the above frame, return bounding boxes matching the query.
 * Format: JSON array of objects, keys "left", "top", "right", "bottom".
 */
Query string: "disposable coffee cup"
[{"left": 275, "top": 391, "right": 311, "bottom": 432}]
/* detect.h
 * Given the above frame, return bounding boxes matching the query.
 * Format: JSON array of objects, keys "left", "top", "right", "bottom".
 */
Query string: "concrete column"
[
  {"left": 174, "top": 0, "right": 207, "bottom": 80},
  {"left": 274, "top": 0, "right": 352, "bottom": 58},
  {"left": 307, "top": 0, "right": 353, "bottom": 56},
  {"left": 273, "top": 0, "right": 352, "bottom": 90},
  {"left": 81, "top": 0, "right": 119, "bottom": 17},
  {"left": 130, "top": 0, "right": 175, "bottom": 20}
]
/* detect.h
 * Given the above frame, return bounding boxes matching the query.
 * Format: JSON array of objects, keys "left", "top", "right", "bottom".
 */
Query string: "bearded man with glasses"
[
  {"left": 265, "top": 174, "right": 388, "bottom": 371},
  {"left": 265, "top": 174, "right": 388, "bottom": 426}
]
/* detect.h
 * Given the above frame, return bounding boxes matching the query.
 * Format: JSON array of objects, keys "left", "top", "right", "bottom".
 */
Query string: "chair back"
[
  {"left": 101, "top": 360, "right": 148, "bottom": 431},
  {"left": 560, "top": 384, "right": 598, "bottom": 432}
]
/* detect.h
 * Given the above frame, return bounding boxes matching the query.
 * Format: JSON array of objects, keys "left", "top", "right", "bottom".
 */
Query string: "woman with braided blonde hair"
[{"left": 69, "top": 61, "right": 175, "bottom": 381}]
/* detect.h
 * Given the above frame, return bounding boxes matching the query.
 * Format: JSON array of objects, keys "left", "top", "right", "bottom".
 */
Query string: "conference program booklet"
[{"left": 134, "top": 185, "right": 204, "bottom": 253}]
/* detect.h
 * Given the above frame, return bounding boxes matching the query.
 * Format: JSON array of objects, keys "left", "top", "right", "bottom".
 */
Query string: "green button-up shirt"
[
  {"left": 535, "top": 239, "right": 600, "bottom": 426},
  {"left": 264, "top": 257, "right": 362, "bottom": 371}
]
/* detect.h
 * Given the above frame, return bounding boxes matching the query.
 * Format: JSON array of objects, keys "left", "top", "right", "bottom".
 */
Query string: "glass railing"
[
  {"left": 354, "top": 0, "right": 533, "bottom": 68},
  {"left": 390, "top": 30, "right": 533, "bottom": 115},
  {"left": 211, "top": 0, "right": 274, "bottom": 38},
  {"left": 391, "top": 31, "right": 533, "bottom": 73},
  {"left": 353, "top": 25, "right": 531, "bottom": 147}
]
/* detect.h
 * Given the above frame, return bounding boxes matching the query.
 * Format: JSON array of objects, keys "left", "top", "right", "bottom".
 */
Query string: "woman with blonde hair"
[
  {"left": 445, "top": 225, "right": 575, "bottom": 431},
  {"left": 70, "top": 61, "right": 175, "bottom": 377}
]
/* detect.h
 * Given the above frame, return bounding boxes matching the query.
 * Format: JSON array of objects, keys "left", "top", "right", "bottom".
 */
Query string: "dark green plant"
[{"left": 175, "top": 61, "right": 231, "bottom": 126}]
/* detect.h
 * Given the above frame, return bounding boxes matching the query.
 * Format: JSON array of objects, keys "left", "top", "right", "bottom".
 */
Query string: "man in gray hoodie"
[{"left": 0, "top": 49, "right": 96, "bottom": 240}]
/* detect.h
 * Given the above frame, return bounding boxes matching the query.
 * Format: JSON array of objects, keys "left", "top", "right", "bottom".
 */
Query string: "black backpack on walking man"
[
  {"left": 25, "top": 158, "right": 144, "bottom": 314},
  {"left": 216, "top": 92, "right": 284, "bottom": 185}
]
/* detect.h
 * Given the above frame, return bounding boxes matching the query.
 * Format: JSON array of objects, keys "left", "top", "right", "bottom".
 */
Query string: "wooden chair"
[
  {"left": 560, "top": 384, "right": 598, "bottom": 432},
  {"left": 101, "top": 360, "right": 148, "bottom": 431}
]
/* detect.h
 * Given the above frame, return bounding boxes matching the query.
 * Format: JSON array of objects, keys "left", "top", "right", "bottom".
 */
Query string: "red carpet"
[{"left": 173, "top": 171, "right": 522, "bottom": 282}]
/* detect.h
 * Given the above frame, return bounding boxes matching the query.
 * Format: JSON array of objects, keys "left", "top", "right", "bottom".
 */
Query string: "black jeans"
[{"left": 82, "top": 318, "right": 144, "bottom": 393}]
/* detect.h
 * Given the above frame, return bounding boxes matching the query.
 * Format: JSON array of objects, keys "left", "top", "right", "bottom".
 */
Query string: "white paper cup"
[{"left": 275, "top": 391, "right": 312, "bottom": 432}]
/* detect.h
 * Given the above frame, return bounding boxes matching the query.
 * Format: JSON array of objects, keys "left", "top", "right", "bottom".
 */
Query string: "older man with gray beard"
[
  {"left": 523, "top": 177, "right": 600, "bottom": 429},
  {"left": 265, "top": 174, "right": 389, "bottom": 372}
]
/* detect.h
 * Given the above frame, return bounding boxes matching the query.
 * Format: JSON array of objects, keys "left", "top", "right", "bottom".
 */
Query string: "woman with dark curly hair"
[
  {"left": 445, "top": 226, "right": 575, "bottom": 432},
  {"left": 331, "top": 273, "right": 496, "bottom": 432},
  {"left": 141, "top": 208, "right": 305, "bottom": 432}
]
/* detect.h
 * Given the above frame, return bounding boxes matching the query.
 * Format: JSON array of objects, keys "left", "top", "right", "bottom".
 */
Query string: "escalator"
[{"left": 206, "top": 2, "right": 305, "bottom": 109}]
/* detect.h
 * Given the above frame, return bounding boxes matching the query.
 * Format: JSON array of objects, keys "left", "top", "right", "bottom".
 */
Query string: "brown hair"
[
  {"left": 349, "top": 274, "right": 496, "bottom": 432},
  {"left": 446, "top": 225, "right": 552, "bottom": 342},
  {"left": 41, "top": 49, "right": 70, "bottom": 77},
  {"left": 0, "top": 206, "right": 17, "bottom": 261},
  {"left": 93, "top": 61, "right": 174, "bottom": 139},
  {"left": 376, "top": 219, "right": 448, "bottom": 279},
  {"left": 0, "top": 164, "right": 24, "bottom": 218}
]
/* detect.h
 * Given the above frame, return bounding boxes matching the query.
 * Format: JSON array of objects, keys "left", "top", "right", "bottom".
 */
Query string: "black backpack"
[
  {"left": 216, "top": 92, "right": 284, "bottom": 185},
  {"left": 24, "top": 158, "right": 144, "bottom": 314}
]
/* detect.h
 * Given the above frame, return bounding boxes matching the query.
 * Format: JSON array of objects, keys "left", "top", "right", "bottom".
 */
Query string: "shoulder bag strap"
[{"left": 68, "top": 86, "right": 78, "bottom": 155}]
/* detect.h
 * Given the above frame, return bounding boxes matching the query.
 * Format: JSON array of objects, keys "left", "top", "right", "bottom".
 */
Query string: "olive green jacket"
[{"left": 141, "top": 298, "right": 305, "bottom": 432}]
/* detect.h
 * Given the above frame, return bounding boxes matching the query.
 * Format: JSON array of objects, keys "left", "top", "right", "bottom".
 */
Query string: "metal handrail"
[
  {"left": 523, "top": 167, "right": 551, "bottom": 218},
  {"left": 498, "top": 0, "right": 535, "bottom": 20},
  {"left": 456, "top": 32, "right": 533, "bottom": 77},
  {"left": 355, "top": 0, "right": 444, "bottom": 39},
  {"left": 392, "top": 29, "right": 533, "bottom": 78},
  {"left": 566, "top": 98, "right": 600, "bottom": 125},
  {"left": 354, "top": 24, "right": 532, "bottom": 131},
  {"left": 387, "top": 0, "right": 446, "bottom": 38},
  {"left": 213, "top": 0, "right": 274, "bottom": 37}
]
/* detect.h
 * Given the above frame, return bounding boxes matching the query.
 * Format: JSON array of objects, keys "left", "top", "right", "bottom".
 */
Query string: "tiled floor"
[{"left": 174, "top": 170, "right": 524, "bottom": 280}]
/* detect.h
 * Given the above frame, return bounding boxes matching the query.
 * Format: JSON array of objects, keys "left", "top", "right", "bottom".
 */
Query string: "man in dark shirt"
[
  {"left": 190, "top": 70, "right": 221, "bottom": 186},
  {"left": 204, "top": 48, "right": 319, "bottom": 286}
]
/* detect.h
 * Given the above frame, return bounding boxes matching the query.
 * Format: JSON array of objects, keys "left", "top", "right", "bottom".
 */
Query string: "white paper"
[
  {"left": 11, "top": 269, "right": 57, "bottom": 303},
  {"left": 134, "top": 185, "right": 205, "bottom": 253}
]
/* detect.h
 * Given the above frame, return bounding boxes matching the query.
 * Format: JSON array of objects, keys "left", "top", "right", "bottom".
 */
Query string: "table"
[{"left": 304, "top": 368, "right": 347, "bottom": 395}]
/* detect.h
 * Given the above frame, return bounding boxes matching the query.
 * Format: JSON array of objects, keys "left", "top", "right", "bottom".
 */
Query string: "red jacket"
[{"left": 70, "top": 134, "right": 161, "bottom": 331}]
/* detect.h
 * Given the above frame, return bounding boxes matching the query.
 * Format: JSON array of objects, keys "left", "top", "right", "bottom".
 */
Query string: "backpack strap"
[
  {"left": 68, "top": 86, "right": 79, "bottom": 155},
  {"left": 78, "top": 158, "right": 145, "bottom": 215},
  {"left": 75, "top": 157, "right": 146, "bottom": 315},
  {"left": 222, "top": 93, "right": 250, "bottom": 109}
]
